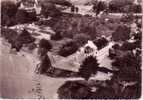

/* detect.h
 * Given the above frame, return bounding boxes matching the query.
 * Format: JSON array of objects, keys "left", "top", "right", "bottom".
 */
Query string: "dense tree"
[
  {"left": 57, "top": 81, "right": 91, "bottom": 99},
  {"left": 58, "top": 40, "right": 78, "bottom": 57},
  {"left": 40, "top": 1, "right": 61, "bottom": 18},
  {"left": 109, "top": 0, "right": 134, "bottom": 13},
  {"left": 112, "top": 51, "right": 141, "bottom": 82},
  {"left": 112, "top": 25, "right": 131, "bottom": 41},
  {"left": 1, "top": 1, "right": 18, "bottom": 26},
  {"left": 51, "top": 32, "right": 63, "bottom": 40},
  {"left": 73, "top": 33, "right": 91, "bottom": 47},
  {"left": 16, "top": 29, "right": 35, "bottom": 44},
  {"left": 79, "top": 56, "right": 99, "bottom": 80},
  {"left": 16, "top": 9, "right": 37, "bottom": 24},
  {"left": 38, "top": 39, "right": 52, "bottom": 57},
  {"left": 93, "top": 36, "right": 108, "bottom": 50},
  {"left": 38, "top": 54, "right": 52, "bottom": 74}
]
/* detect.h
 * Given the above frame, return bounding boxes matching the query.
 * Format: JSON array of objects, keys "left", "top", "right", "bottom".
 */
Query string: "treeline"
[{"left": 91, "top": 0, "right": 142, "bottom": 13}]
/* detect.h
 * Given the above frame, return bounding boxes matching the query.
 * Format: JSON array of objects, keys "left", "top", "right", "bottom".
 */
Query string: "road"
[{"left": 0, "top": 38, "right": 66, "bottom": 99}]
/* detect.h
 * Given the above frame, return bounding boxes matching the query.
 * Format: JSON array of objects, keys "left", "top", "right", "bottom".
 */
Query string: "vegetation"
[
  {"left": 1, "top": 0, "right": 18, "bottom": 26},
  {"left": 73, "top": 33, "right": 91, "bottom": 47},
  {"left": 79, "top": 56, "right": 99, "bottom": 80},
  {"left": 109, "top": 0, "right": 142, "bottom": 13},
  {"left": 40, "top": 1, "right": 61, "bottom": 18},
  {"left": 16, "top": 9, "right": 37, "bottom": 24},
  {"left": 112, "top": 25, "right": 130, "bottom": 41},
  {"left": 58, "top": 40, "right": 78, "bottom": 57},
  {"left": 93, "top": 36, "right": 108, "bottom": 50},
  {"left": 57, "top": 81, "right": 90, "bottom": 99}
]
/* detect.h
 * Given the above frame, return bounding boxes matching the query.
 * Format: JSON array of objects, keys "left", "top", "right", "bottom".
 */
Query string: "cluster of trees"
[
  {"left": 1, "top": 1, "right": 19, "bottom": 26},
  {"left": 109, "top": 0, "right": 142, "bottom": 13},
  {"left": 50, "top": 13, "right": 97, "bottom": 40},
  {"left": 90, "top": 0, "right": 142, "bottom": 13},
  {"left": 112, "top": 25, "right": 131, "bottom": 41},
  {"left": 1, "top": 28, "right": 35, "bottom": 51},
  {"left": 1, "top": 0, "right": 71, "bottom": 26},
  {"left": 1, "top": 0, "right": 37, "bottom": 26}
]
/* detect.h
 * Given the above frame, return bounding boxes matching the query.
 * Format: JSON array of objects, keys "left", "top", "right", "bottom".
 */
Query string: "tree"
[
  {"left": 112, "top": 51, "right": 141, "bottom": 82},
  {"left": 16, "top": 29, "right": 35, "bottom": 44},
  {"left": 112, "top": 25, "right": 130, "bottom": 41},
  {"left": 57, "top": 81, "right": 91, "bottom": 99},
  {"left": 79, "top": 56, "right": 99, "bottom": 80},
  {"left": 121, "top": 41, "right": 136, "bottom": 51},
  {"left": 38, "top": 39, "right": 52, "bottom": 57},
  {"left": 40, "top": 1, "right": 61, "bottom": 18},
  {"left": 58, "top": 40, "right": 78, "bottom": 57},
  {"left": 73, "top": 33, "right": 91, "bottom": 47},
  {"left": 38, "top": 54, "right": 52, "bottom": 74},
  {"left": 109, "top": 0, "right": 134, "bottom": 13},
  {"left": 51, "top": 32, "right": 63, "bottom": 40},
  {"left": 93, "top": 36, "right": 108, "bottom": 50},
  {"left": 1, "top": 0, "right": 18, "bottom": 26}
]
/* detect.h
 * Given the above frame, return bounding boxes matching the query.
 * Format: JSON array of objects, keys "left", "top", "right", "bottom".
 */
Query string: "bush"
[
  {"left": 1, "top": 1, "right": 18, "bottom": 26},
  {"left": 112, "top": 51, "right": 141, "bottom": 82},
  {"left": 40, "top": 2, "right": 61, "bottom": 18},
  {"left": 112, "top": 25, "right": 130, "bottom": 41},
  {"left": 1, "top": 28, "right": 18, "bottom": 41},
  {"left": 93, "top": 36, "right": 108, "bottom": 50},
  {"left": 109, "top": 0, "right": 134, "bottom": 13},
  {"left": 57, "top": 81, "right": 91, "bottom": 99},
  {"left": 79, "top": 56, "right": 99, "bottom": 80},
  {"left": 58, "top": 40, "right": 78, "bottom": 57},
  {"left": 16, "top": 9, "right": 37, "bottom": 24},
  {"left": 120, "top": 13, "right": 134, "bottom": 22},
  {"left": 39, "top": 54, "right": 52, "bottom": 74},
  {"left": 73, "top": 33, "right": 91, "bottom": 47},
  {"left": 121, "top": 41, "right": 136, "bottom": 51},
  {"left": 39, "top": 39, "right": 52, "bottom": 50},
  {"left": 50, "top": 14, "right": 97, "bottom": 39},
  {"left": 16, "top": 29, "right": 35, "bottom": 44},
  {"left": 51, "top": 32, "right": 63, "bottom": 40}
]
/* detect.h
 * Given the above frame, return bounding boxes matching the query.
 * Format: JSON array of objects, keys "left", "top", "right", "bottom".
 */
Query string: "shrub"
[
  {"left": 1, "top": 1, "right": 18, "bottom": 26},
  {"left": 112, "top": 51, "right": 141, "bottom": 82},
  {"left": 73, "top": 33, "right": 91, "bottom": 47},
  {"left": 16, "top": 9, "right": 37, "bottom": 24},
  {"left": 58, "top": 40, "right": 78, "bottom": 57},
  {"left": 1, "top": 28, "right": 18, "bottom": 41},
  {"left": 93, "top": 36, "right": 108, "bottom": 50},
  {"left": 79, "top": 56, "right": 99, "bottom": 80},
  {"left": 121, "top": 41, "right": 136, "bottom": 51},
  {"left": 50, "top": 14, "right": 97, "bottom": 39},
  {"left": 51, "top": 32, "right": 63, "bottom": 40},
  {"left": 120, "top": 13, "right": 134, "bottom": 22},
  {"left": 16, "top": 29, "right": 35, "bottom": 44},
  {"left": 40, "top": 2, "right": 61, "bottom": 18},
  {"left": 109, "top": 0, "right": 134, "bottom": 13},
  {"left": 39, "top": 39, "right": 52, "bottom": 50},
  {"left": 39, "top": 54, "right": 52, "bottom": 74},
  {"left": 112, "top": 25, "right": 130, "bottom": 41},
  {"left": 57, "top": 81, "right": 91, "bottom": 99}
]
